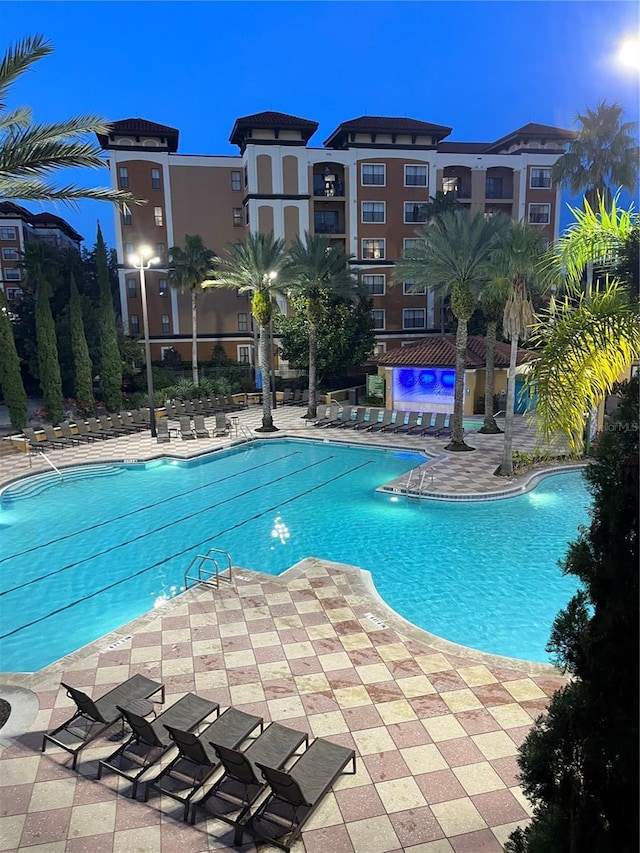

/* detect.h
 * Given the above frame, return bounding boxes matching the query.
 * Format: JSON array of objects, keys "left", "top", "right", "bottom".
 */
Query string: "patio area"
[{"left": 0, "top": 405, "right": 572, "bottom": 852}]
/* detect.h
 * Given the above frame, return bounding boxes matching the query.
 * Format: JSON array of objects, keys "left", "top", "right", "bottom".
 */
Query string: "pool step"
[{"left": 1, "top": 465, "right": 125, "bottom": 504}]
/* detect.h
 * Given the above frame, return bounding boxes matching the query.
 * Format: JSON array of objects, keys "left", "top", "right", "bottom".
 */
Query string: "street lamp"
[
  {"left": 266, "top": 271, "right": 278, "bottom": 410},
  {"left": 129, "top": 246, "right": 159, "bottom": 437}
]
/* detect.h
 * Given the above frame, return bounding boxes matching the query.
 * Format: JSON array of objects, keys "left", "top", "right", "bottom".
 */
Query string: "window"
[
  {"left": 231, "top": 170, "right": 242, "bottom": 191},
  {"left": 4, "top": 268, "right": 21, "bottom": 281},
  {"left": 124, "top": 242, "right": 134, "bottom": 257},
  {"left": 442, "top": 176, "right": 458, "bottom": 194},
  {"left": 151, "top": 168, "right": 161, "bottom": 189},
  {"left": 238, "top": 345, "right": 251, "bottom": 364},
  {"left": 237, "top": 312, "right": 248, "bottom": 331},
  {"left": 405, "top": 165, "right": 428, "bottom": 186},
  {"left": 129, "top": 314, "right": 140, "bottom": 335},
  {"left": 361, "top": 164, "right": 385, "bottom": 186},
  {"left": 371, "top": 309, "right": 385, "bottom": 330},
  {"left": 6, "top": 287, "right": 22, "bottom": 301},
  {"left": 373, "top": 342, "right": 387, "bottom": 355},
  {"left": 236, "top": 286, "right": 247, "bottom": 298},
  {"left": 0, "top": 227, "right": 16, "bottom": 240},
  {"left": 161, "top": 314, "right": 171, "bottom": 333},
  {"left": 126, "top": 278, "right": 137, "bottom": 298},
  {"left": 362, "top": 202, "right": 385, "bottom": 223},
  {"left": 403, "top": 238, "right": 420, "bottom": 255},
  {"left": 232, "top": 208, "right": 243, "bottom": 227},
  {"left": 362, "top": 238, "right": 385, "bottom": 260},
  {"left": 404, "top": 202, "right": 428, "bottom": 224},
  {"left": 154, "top": 206, "right": 164, "bottom": 226},
  {"left": 123, "top": 210, "right": 132, "bottom": 226},
  {"left": 159, "top": 278, "right": 168, "bottom": 297},
  {"left": 244, "top": 165, "right": 248, "bottom": 188},
  {"left": 403, "top": 308, "right": 426, "bottom": 329},
  {"left": 314, "top": 210, "right": 340, "bottom": 233},
  {"left": 245, "top": 206, "right": 250, "bottom": 225},
  {"left": 530, "top": 167, "right": 551, "bottom": 189},
  {"left": 528, "top": 203, "right": 551, "bottom": 225},
  {"left": 362, "top": 274, "right": 385, "bottom": 296},
  {"left": 1, "top": 248, "right": 19, "bottom": 260},
  {"left": 118, "top": 167, "right": 129, "bottom": 188},
  {"left": 485, "top": 177, "right": 503, "bottom": 198},
  {"left": 156, "top": 243, "right": 166, "bottom": 262},
  {"left": 403, "top": 280, "right": 426, "bottom": 295}
]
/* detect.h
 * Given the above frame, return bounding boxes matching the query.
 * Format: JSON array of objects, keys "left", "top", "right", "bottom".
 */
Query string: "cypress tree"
[
  {"left": 96, "top": 224, "right": 122, "bottom": 411},
  {"left": 0, "top": 291, "right": 28, "bottom": 431},
  {"left": 35, "top": 270, "right": 64, "bottom": 425},
  {"left": 68, "top": 272, "right": 94, "bottom": 413}
]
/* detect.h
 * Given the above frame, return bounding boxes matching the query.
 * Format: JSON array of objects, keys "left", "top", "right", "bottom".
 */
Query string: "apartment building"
[
  {"left": 0, "top": 202, "right": 83, "bottom": 301},
  {"left": 98, "top": 113, "right": 572, "bottom": 365}
]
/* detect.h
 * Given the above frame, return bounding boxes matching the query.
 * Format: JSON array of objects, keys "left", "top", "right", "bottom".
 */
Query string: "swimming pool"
[{"left": 0, "top": 439, "right": 590, "bottom": 670}]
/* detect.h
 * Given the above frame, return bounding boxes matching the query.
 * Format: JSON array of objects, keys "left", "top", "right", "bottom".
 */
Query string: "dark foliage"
[{"left": 0, "top": 290, "right": 27, "bottom": 430}]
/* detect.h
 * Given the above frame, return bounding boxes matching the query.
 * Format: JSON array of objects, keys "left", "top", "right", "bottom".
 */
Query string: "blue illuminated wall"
[{"left": 392, "top": 367, "right": 457, "bottom": 412}]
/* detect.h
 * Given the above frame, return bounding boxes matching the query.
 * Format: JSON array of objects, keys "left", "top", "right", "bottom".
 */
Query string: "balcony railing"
[
  {"left": 313, "top": 186, "right": 345, "bottom": 197},
  {"left": 314, "top": 222, "right": 344, "bottom": 234}
]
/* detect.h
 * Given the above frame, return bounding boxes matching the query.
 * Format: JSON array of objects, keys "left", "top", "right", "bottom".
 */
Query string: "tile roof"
[
  {"left": 487, "top": 122, "right": 575, "bottom": 152},
  {"left": 107, "top": 118, "right": 179, "bottom": 135},
  {"left": 324, "top": 115, "right": 452, "bottom": 148},
  {"left": 371, "top": 335, "right": 536, "bottom": 368},
  {"left": 233, "top": 111, "right": 319, "bottom": 128}
]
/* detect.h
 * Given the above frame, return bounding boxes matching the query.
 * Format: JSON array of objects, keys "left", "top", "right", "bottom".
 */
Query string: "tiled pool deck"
[{"left": 0, "top": 407, "right": 576, "bottom": 852}]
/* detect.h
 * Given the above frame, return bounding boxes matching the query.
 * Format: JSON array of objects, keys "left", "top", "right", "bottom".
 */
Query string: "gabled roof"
[
  {"left": 96, "top": 118, "right": 179, "bottom": 151},
  {"left": 324, "top": 115, "right": 452, "bottom": 148},
  {"left": 371, "top": 335, "right": 536, "bottom": 369},
  {"left": 486, "top": 122, "right": 575, "bottom": 153},
  {"left": 229, "top": 111, "right": 318, "bottom": 148},
  {"left": 0, "top": 202, "right": 32, "bottom": 219},
  {"left": 29, "top": 212, "right": 83, "bottom": 242}
]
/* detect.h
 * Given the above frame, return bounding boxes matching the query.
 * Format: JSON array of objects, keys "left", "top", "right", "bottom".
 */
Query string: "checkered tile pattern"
[{"left": 0, "top": 406, "right": 571, "bottom": 851}]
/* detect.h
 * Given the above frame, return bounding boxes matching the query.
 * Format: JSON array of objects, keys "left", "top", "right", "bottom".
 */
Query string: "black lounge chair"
[
  {"left": 42, "top": 674, "right": 165, "bottom": 770},
  {"left": 190, "top": 722, "right": 308, "bottom": 839},
  {"left": 393, "top": 411, "right": 421, "bottom": 434},
  {"left": 59, "top": 421, "right": 88, "bottom": 444},
  {"left": 325, "top": 405, "right": 353, "bottom": 428},
  {"left": 42, "top": 423, "right": 76, "bottom": 447},
  {"left": 434, "top": 414, "right": 454, "bottom": 438},
  {"left": 145, "top": 707, "right": 264, "bottom": 819},
  {"left": 119, "top": 411, "right": 147, "bottom": 432},
  {"left": 99, "top": 414, "right": 129, "bottom": 436},
  {"left": 241, "top": 737, "right": 356, "bottom": 851},
  {"left": 157, "top": 418, "right": 171, "bottom": 443},
  {"left": 367, "top": 409, "right": 394, "bottom": 432},
  {"left": 86, "top": 417, "right": 113, "bottom": 439},
  {"left": 338, "top": 406, "right": 367, "bottom": 429},
  {"left": 21, "top": 426, "right": 58, "bottom": 450},
  {"left": 74, "top": 419, "right": 104, "bottom": 441},
  {"left": 353, "top": 408, "right": 381, "bottom": 430},
  {"left": 179, "top": 415, "right": 195, "bottom": 440},
  {"left": 97, "top": 693, "right": 218, "bottom": 798},
  {"left": 422, "top": 412, "right": 447, "bottom": 436},
  {"left": 408, "top": 412, "right": 434, "bottom": 435},
  {"left": 214, "top": 411, "right": 231, "bottom": 436},
  {"left": 193, "top": 414, "right": 210, "bottom": 438},
  {"left": 312, "top": 405, "right": 338, "bottom": 427},
  {"left": 282, "top": 388, "right": 294, "bottom": 406}
]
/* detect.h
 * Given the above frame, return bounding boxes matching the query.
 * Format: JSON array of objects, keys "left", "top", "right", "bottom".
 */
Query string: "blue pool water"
[{"left": 0, "top": 440, "right": 590, "bottom": 671}]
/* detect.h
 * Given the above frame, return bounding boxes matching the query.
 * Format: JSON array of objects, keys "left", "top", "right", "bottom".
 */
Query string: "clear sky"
[{"left": 2, "top": 0, "right": 639, "bottom": 248}]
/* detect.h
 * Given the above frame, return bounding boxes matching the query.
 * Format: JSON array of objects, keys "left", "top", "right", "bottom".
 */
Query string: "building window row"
[
  {"left": 362, "top": 274, "right": 385, "bottom": 296},
  {"left": 119, "top": 166, "right": 162, "bottom": 190},
  {"left": 2, "top": 248, "right": 19, "bottom": 260},
  {"left": 370, "top": 308, "right": 426, "bottom": 330},
  {"left": 359, "top": 202, "right": 431, "bottom": 224},
  {"left": 233, "top": 207, "right": 243, "bottom": 227},
  {"left": 231, "top": 170, "right": 242, "bottom": 191},
  {"left": 361, "top": 164, "right": 428, "bottom": 187},
  {"left": 4, "top": 268, "right": 21, "bottom": 281},
  {"left": 0, "top": 227, "right": 17, "bottom": 240},
  {"left": 528, "top": 203, "right": 551, "bottom": 224}
]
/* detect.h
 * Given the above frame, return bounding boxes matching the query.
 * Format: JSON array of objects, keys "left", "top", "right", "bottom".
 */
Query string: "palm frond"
[
  {"left": 0, "top": 177, "right": 144, "bottom": 209},
  {"left": 0, "top": 35, "right": 53, "bottom": 110},
  {"left": 0, "top": 105, "right": 32, "bottom": 133}
]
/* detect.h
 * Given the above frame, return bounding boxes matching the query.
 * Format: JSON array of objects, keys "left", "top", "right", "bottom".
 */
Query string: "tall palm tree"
[
  {"left": 477, "top": 276, "right": 511, "bottom": 434},
  {"left": 285, "top": 233, "right": 357, "bottom": 419},
  {"left": 552, "top": 101, "right": 638, "bottom": 210},
  {"left": 527, "top": 200, "right": 640, "bottom": 452},
  {"left": 211, "top": 232, "right": 289, "bottom": 432},
  {"left": 168, "top": 234, "right": 216, "bottom": 385},
  {"left": 0, "top": 35, "right": 139, "bottom": 207},
  {"left": 395, "top": 210, "right": 510, "bottom": 451},
  {"left": 491, "top": 222, "right": 542, "bottom": 476}
]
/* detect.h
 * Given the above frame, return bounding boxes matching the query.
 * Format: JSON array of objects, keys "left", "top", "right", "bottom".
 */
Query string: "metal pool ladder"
[
  {"left": 405, "top": 468, "right": 430, "bottom": 501},
  {"left": 184, "top": 548, "right": 233, "bottom": 590}
]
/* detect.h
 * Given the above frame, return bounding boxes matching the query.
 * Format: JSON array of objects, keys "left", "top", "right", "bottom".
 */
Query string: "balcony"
[
  {"left": 314, "top": 221, "right": 344, "bottom": 234},
  {"left": 313, "top": 169, "right": 345, "bottom": 198}
]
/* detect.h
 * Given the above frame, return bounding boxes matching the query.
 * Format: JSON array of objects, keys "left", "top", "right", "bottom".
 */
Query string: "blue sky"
[{"left": 3, "top": 0, "right": 639, "bottom": 248}]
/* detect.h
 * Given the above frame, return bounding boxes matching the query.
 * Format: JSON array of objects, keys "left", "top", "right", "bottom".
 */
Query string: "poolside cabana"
[{"left": 370, "top": 335, "right": 536, "bottom": 415}]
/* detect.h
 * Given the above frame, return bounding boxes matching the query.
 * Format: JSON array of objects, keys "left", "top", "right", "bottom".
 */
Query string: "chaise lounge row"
[
  {"left": 313, "top": 405, "right": 453, "bottom": 436},
  {"left": 42, "top": 674, "right": 355, "bottom": 851}
]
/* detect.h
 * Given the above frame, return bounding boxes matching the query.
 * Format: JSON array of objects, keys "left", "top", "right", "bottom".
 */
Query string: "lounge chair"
[
  {"left": 193, "top": 414, "right": 210, "bottom": 438},
  {"left": 300, "top": 389, "right": 309, "bottom": 406},
  {"left": 190, "top": 722, "right": 308, "bottom": 837},
  {"left": 408, "top": 412, "right": 434, "bottom": 435},
  {"left": 99, "top": 414, "right": 129, "bottom": 436},
  {"left": 145, "top": 707, "right": 264, "bottom": 819},
  {"left": 60, "top": 421, "right": 92, "bottom": 444},
  {"left": 214, "top": 411, "right": 230, "bottom": 436},
  {"left": 22, "top": 426, "right": 59, "bottom": 450},
  {"left": 111, "top": 413, "right": 140, "bottom": 434},
  {"left": 434, "top": 414, "right": 453, "bottom": 438},
  {"left": 325, "top": 405, "right": 353, "bottom": 428},
  {"left": 75, "top": 419, "right": 104, "bottom": 441},
  {"left": 392, "top": 411, "right": 421, "bottom": 434},
  {"left": 119, "top": 411, "right": 147, "bottom": 432},
  {"left": 241, "top": 737, "right": 356, "bottom": 851},
  {"left": 97, "top": 693, "right": 218, "bottom": 798},
  {"left": 338, "top": 406, "right": 366, "bottom": 429},
  {"left": 156, "top": 418, "right": 171, "bottom": 443},
  {"left": 353, "top": 408, "right": 381, "bottom": 430},
  {"left": 87, "top": 417, "right": 113, "bottom": 439},
  {"left": 282, "top": 389, "right": 294, "bottom": 406},
  {"left": 130, "top": 409, "right": 147, "bottom": 428},
  {"left": 422, "top": 412, "right": 447, "bottom": 436},
  {"left": 367, "top": 409, "right": 394, "bottom": 432},
  {"left": 312, "top": 405, "right": 337, "bottom": 427},
  {"left": 41, "top": 423, "right": 76, "bottom": 447},
  {"left": 42, "top": 674, "right": 165, "bottom": 770},
  {"left": 179, "top": 416, "right": 195, "bottom": 440},
  {"left": 183, "top": 400, "right": 196, "bottom": 415}
]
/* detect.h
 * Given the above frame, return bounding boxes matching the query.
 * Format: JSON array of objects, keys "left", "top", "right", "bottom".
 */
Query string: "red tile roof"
[
  {"left": 230, "top": 112, "right": 319, "bottom": 147},
  {"left": 371, "top": 335, "right": 536, "bottom": 368},
  {"left": 324, "top": 116, "right": 452, "bottom": 148},
  {"left": 97, "top": 118, "right": 179, "bottom": 151},
  {"left": 487, "top": 122, "right": 575, "bottom": 152}
]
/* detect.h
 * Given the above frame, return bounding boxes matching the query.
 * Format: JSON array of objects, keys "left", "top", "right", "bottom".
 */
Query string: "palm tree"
[
  {"left": 552, "top": 101, "right": 638, "bottom": 210},
  {"left": 477, "top": 276, "right": 511, "bottom": 434},
  {"left": 527, "top": 200, "right": 640, "bottom": 453},
  {"left": 0, "top": 35, "right": 139, "bottom": 207},
  {"left": 168, "top": 235, "right": 216, "bottom": 385},
  {"left": 211, "top": 232, "right": 289, "bottom": 432},
  {"left": 284, "top": 233, "right": 357, "bottom": 419},
  {"left": 395, "top": 210, "right": 510, "bottom": 451},
  {"left": 491, "top": 222, "right": 542, "bottom": 476}
]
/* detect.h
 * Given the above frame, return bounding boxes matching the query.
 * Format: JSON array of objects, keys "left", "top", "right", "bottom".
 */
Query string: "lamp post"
[
  {"left": 266, "top": 271, "right": 278, "bottom": 410},
  {"left": 129, "top": 247, "right": 159, "bottom": 438}
]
